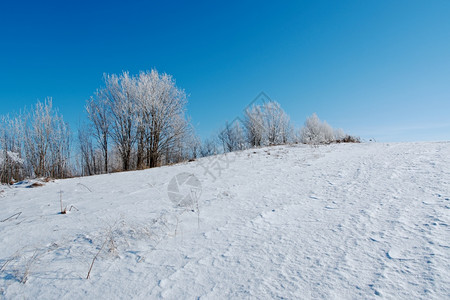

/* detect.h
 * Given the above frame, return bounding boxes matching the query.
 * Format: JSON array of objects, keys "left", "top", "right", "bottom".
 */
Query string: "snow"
[
  {"left": 0, "top": 142, "right": 449, "bottom": 299},
  {"left": 0, "top": 152, "right": 24, "bottom": 165}
]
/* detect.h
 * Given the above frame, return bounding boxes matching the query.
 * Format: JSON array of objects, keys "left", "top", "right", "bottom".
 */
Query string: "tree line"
[
  {"left": 0, "top": 100, "right": 71, "bottom": 183},
  {"left": 0, "top": 69, "right": 359, "bottom": 184}
]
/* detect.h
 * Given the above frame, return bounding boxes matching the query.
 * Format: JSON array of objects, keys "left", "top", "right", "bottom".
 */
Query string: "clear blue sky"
[{"left": 1, "top": 0, "right": 449, "bottom": 142}]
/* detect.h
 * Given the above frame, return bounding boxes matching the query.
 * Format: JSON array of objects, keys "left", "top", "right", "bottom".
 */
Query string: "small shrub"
[{"left": 341, "top": 135, "right": 361, "bottom": 143}]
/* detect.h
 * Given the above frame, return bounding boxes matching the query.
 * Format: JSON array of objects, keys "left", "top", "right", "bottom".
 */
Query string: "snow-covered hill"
[{"left": 1, "top": 142, "right": 449, "bottom": 299}]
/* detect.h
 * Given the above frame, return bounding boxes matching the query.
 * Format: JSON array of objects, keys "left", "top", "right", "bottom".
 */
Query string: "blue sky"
[{"left": 1, "top": 0, "right": 449, "bottom": 142}]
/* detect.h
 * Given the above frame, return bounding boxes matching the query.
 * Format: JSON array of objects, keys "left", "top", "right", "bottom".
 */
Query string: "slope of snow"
[{"left": 0, "top": 142, "right": 449, "bottom": 299}]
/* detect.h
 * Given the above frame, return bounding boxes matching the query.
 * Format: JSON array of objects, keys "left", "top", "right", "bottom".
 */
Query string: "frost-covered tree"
[
  {"left": 185, "top": 129, "right": 201, "bottom": 160},
  {"left": 333, "top": 128, "right": 346, "bottom": 141},
  {"left": 48, "top": 114, "right": 71, "bottom": 178},
  {"left": 23, "top": 99, "right": 71, "bottom": 178},
  {"left": 102, "top": 72, "right": 138, "bottom": 171},
  {"left": 219, "top": 120, "right": 247, "bottom": 153},
  {"left": 321, "top": 121, "right": 334, "bottom": 143},
  {"left": 78, "top": 124, "right": 100, "bottom": 176},
  {"left": 136, "top": 70, "right": 189, "bottom": 168},
  {"left": 0, "top": 115, "right": 25, "bottom": 183},
  {"left": 1, "top": 99, "right": 71, "bottom": 182},
  {"left": 262, "top": 101, "right": 292, "bottom": 145},
  {"left": 243, "top": 105, "right": 264, "bottom": 147},
  {"left": 86, "top": 93, "right": 111, "bottom": 173},
  {"left": 86, "top": 70, "right": 193, "bottom": 171},
  {"left": 199, "top": 136, "right": 218, "bottom": 157},
  {"left": 243, "top": 101, "right": 293, "bottom": 147},
  {"left": 300, "top": 113, "right": 326, "bottom": 144},
  {"left": 300, "top": 113, "right": 351, "bottom": 145}
]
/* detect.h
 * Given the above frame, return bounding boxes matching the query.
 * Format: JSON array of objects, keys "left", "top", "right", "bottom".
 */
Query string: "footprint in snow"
[{"left": 386, "top": 246, "right": 416, "bottom": 261}]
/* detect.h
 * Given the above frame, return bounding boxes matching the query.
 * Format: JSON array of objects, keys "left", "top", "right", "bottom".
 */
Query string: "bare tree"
[
  {"left": 333, "top": 128, "right": 346, "bottom": 141},
  {"left": 219, "top": 120, "right": 246, "bottom": 153},
  {"left": 136, "top": 70, "right": 189, "bottom": 168},
  {"left": 188, "top": 132, "right": 201, "bottom": 160},
  {"left": 0, "top": 115, "right": 24, "bottom": 183},
  {"left": 87, "top": 70, "right": 192, "bottom": 171},
  {"left": 78, "top": 124, "right": 98, "bottom": 176},
  {"left": 263, "top": 101, "right": 292, "bottom": 145},
  {"left": 321, "top": 121, "right": 334, "bottom": 143},
  {"left": 103, "top": 72, "right": 138, "bottom": 171},
  {"left": 86, "top": 93, "right": 111, "bottom": 173},
  {"left": 172, "top": 125, "right": 201, "bottom": 161},
  {"left": 199, "top": 137, "right": 218, "bottom": 157},
  {"left": 243, "top": 105, "right": 264, "bottom": 147},
  {"left": 48, "top": 115, "right": 71, "bottom": 178},
  {"left": 300, "top": 113, "right": 336, "bottom": 145},
  {"left": 300, "top": 113, "right": 323, "bottom": 144},
  {"left": 23, "top": 99, "right": 71, "bottom": 178},
  {"left": 242, "top": 101, "right": 293, "bottom": 147},
  {"left": 24, "top": 100, "right": 51, "bottom": 177}
]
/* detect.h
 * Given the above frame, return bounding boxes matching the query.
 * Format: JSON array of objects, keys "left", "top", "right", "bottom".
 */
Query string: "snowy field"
[{"left": 0, "top": 142, "right": 449, "bottom": 299}]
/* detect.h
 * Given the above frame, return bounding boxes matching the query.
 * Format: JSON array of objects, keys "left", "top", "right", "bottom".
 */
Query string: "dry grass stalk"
[{"left": 1, "top": 212, "right": 22, "bottom": 222}]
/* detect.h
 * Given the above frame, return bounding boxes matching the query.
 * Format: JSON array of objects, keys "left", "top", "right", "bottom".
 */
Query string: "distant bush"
[
  {"left": 217, "top": 100, "right": 294, "bottom": 153},
  {"left": 337, "top": 135, "right": 361, "bottom": 143},
  {"left": 300, "top": 113, "right": 359, "bottom": 145}
]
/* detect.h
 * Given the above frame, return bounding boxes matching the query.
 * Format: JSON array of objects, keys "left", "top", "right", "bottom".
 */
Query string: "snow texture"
[{"left": 0, "top": 142, "right": 449, "bottom": 299}]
